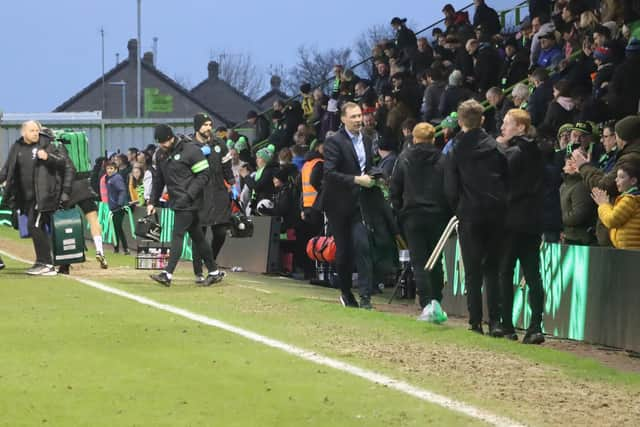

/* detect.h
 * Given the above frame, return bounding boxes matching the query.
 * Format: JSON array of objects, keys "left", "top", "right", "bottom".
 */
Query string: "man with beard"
[
  {"left": 190, "top": 113, "right": 235, "bottom": 284},
  {"left": 147, "top": 124, "right": 223, "bottom": 287}
]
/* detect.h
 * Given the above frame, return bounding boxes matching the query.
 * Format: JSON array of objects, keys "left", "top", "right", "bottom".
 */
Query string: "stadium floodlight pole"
[
  {"left": 109, "top": 81, "right": 127, "bottom": 118},
  {"left": 136, "top": 0, "right": 142, "bottom": 118}
]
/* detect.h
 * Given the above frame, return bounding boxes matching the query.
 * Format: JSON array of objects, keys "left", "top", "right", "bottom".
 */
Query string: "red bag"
[{"left": 306, "top": 236, "right": 336, "bottom": 263}]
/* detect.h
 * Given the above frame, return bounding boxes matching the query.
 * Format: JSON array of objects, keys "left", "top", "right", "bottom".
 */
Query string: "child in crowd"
[{"left": 105, "top": 162, "right": 130, "bottom": 255}]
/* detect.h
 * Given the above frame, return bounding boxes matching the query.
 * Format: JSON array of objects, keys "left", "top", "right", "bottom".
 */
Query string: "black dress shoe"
[
  {"left": 469, "top": 324, "right": 484, "bottom": 335},
  {"left": 150, "top": 271, "right": 171, "bottom": 287},
  {"left": 359, "top": 297, "right": 373, "bottom": 310},
  {"left": 339, "top": 293, "right": 359, "bottom": 308},
  {"left": 488, "top": 321, "right": 504, "bottom": 338},
  {"left": 522, "top": 330, "right": 545, "bottom": 345},
  {"left": 200, "top": 271, "right": 225, "bottom": 287},
  {"left": 503, "top": 330, "right": 518, "bottom": 341},
  {"left": 58, "top": 264, "right": 70, "bottom": 275}
]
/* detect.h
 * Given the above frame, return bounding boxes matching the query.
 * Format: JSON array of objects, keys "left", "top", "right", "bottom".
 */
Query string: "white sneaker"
[{"left": 26, "top": 264, "right": 57, "bottom": 276}]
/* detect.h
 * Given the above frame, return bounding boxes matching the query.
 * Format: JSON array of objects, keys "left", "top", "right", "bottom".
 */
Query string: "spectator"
[
  {"left": 560, "top": 155, "right": 597, "bottom": 245},
  {"left": 390, "top": 122, "right": 450, "bottom": 309},
  {"left": 300, "top": 83, "right": 314, "bottom": 122},
  {"left": 422, "top": 67, "right": 447, "bottom": 122},
  {"left": 268, "top": 111, "right": 287, "bottom": 151},
  {"left": 310, "top": 88, "right": 328, "bottom": 136},
  {"left": 284, "top": 101, "right": 305, "bottom": 147},
  {"left": 243, "top": 144, "right": 278, "bottom": 213},
  {"left": 444, "top": 99, "right": 507, "bottom": 336},
  {"left": 128, "top": 162, "right": 145, "bottom": 206},
  {"left": 592, "top": 160, "right": 640, "bottom": 249},
  {"left": 391, "top": 17, "right": 418, "bottom": 69},
  {"left": 511, "top": 82, "right": 531, "bottom": 109},
  {"left": 414, "top": 38, "right": 434, "bottom": 77},
  {"left": 527, "top": 68, "right": 554, "bottom": 126},
  {"left": 439, "top": 69, "right": 475, "bottom": 118},
  {"left": 105, "top": 161, "right": 129, "bottom": 255},
  {"left": 127, "top": 147, "right": 139, "bottom": 165},
  {"left": 373, "top": 59, "right": 392, "bottom": 96},
  {"left": 598, "top": 122, "right": 618, "bottom": 173},
  {"left": 376, "top": 132, "right": 398, "bottom": 179},
  {"left": 530, "top": 14, "right": 556, "bottom": 66},
  {"left": 472, "top": 0, "right": 501, "bottom": 37},
  {"left": 439, "top": 112, "right": 460, "bottom": 153},
  {"left": 497, "top": 109, "right": 546, "bottom": 343},
  {"left": 568, "top": 122, "right": 604, "bottom": 167},
  {"left": 385, "top": 92, "right": 414, "bottom": 145},
  {"left": 592, "top": 47, "right": 615, "bottom": 101},
  {"left": 536, "top": 31, "right": 563, "bottom": 69},
  {"left": 538, "top": 79, "right": 577, "bottom": 138},
  {"left": 442, "top": 3, "right": 471, "bottom": 37},
  {"left": 467, "top": 38, "right": 502, "bottom": 93},
  {"left": 114, "top": 153, "right": 131, "bottom": 187},
  {"left": 354, "top": 80, "right": 377, "bottom": 114},
  {"left": 247, "top": 110, "right": 270, "bottom": 144},
  {"left": 399, "top": 118, "right": 417, "bottom": 152},
  {"left": 486, "top": 87, "right": 515, "bottom": 137},
  {"left": 573, "top": 116, "right": 640, "bottom": 245},
  {"left": 607, "top": 38, "right": 640, "bottom": 120},
  {"left": 501, "top": 37, "right": 530, "bottom": 89}
]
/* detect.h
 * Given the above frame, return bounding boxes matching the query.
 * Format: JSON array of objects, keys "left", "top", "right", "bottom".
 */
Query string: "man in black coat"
[
  {"left": 496, "top": 109, "right": 546, "bottom": 344},
  {"left": 0, "top": 121, "right": 70, "bottom": 275},
  {"left": 444, "top": 100, "right": 508, "bottom": 335},
  {"left": 473, "top": 0, "right": 501, "bottom": 37},
  {"left": 247, "top": 110, "right": 270, "bottom": 144},
  {"left": 467, "top": 39, "right": 502, "bottom": 95},
  {"left": 527, "top": 67, "right": 554, "bottom": 127},
  {"left": 390, "top": 122, "right": 451, "bottom": 308},
  {"left": 147, "top": 124, "right": 223, "bottom": 287},
  {"left": 323, "top": 102, "right": 377, "bottom": 309},
  {"left": 190, "top": 114, "right": 235, "bottom": 284}
]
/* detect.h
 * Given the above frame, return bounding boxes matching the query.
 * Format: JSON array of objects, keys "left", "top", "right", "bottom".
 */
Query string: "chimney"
[
  {"left": 142, "top": 51, "right": 154, "bottom": 67},
  {"left": 208, "top": 61, "right": 219, "bottom": 80},
  {"left": 127, "top": 38, "right": 138, "bottom": 62},
  {"left": 270, "top": 75, "right": 282, "bottom": 90}
]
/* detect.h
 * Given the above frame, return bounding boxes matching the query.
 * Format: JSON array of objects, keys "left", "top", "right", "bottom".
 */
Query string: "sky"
[{"left": 0, "top": 0, "right": 519, "bottom": 113}]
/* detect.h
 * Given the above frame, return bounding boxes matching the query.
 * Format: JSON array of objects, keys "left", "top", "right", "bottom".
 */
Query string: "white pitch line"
[
  {"left": 236, "top": 284, "right": 272, "bottom": 294},
  {"left": 0, "top": 249, "right": 522, "bottom": 427}
]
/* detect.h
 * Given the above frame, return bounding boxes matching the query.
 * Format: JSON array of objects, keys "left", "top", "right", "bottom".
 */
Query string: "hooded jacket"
[
  {"left": 444, "top": 128, "right": 508, "bottom": 223},
  {"left": 0, "top": 133, "right": 70, "bottom": 213},
  {"left": 390, "top": 142, "right": 451, "bottom": 221},
  {"left": 559, "top": 173, "right": 597, "bottom": 244}
]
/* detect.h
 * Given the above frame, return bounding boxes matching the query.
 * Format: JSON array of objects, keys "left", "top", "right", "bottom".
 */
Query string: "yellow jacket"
[
  {"left": 598, "top": 193, "right": 640, "bottom": 249},
  {"left": 301, "top": 94, "right": 314, "bottom": 120}
]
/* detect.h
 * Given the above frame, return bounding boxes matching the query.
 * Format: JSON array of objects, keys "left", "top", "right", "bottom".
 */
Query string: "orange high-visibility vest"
[{"left": 301, "top": 158, "right": 323, "bottom": 208}]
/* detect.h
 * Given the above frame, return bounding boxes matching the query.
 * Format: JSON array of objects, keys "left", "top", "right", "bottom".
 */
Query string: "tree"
[
  {"left": 287, "top": 45, "right": 352, "bottom": 94},
  {"left": 212, "top": 51, "right": 266, "bottom": 100}
]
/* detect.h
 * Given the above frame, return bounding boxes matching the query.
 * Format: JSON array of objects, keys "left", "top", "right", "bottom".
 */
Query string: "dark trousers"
[
  {"left": 499, "top": 231, "right": 544, "bottom": 332},
  {"left": 112, "top": 209, "right": 128, "bottom": 251},
  {"left": 402, "top": 214, "right": 448, "bottom": 308},
  {"left": 167, "top": 210, "right": 214, "bottom": 275},
  {"left": 192, "top": 224, "right": 227, "bottom": 276},
  {"left": 297, "top": 219, "right": 323, "bottom": 279},
  {"left": 457, "top": 220, "right": 503, "bottom": 326},
  {"left": 26, "top": 202, "right": 52, "bottom": 265},
  {"left": 329, "top": 211, "right": 373, "bottom": 299}
]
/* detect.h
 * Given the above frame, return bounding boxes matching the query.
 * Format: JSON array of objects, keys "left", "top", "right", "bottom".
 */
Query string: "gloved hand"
[
  {"left": 201, "top": 145, "right": 211, "bottom": 156},
  {"left": 60, "top": 192, "right": 71, "bottom": 209}
]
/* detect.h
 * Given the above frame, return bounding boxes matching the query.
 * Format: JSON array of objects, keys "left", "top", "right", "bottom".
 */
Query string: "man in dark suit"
[{"left": 323, "top": 102, "right": 376, "bottom": 309}]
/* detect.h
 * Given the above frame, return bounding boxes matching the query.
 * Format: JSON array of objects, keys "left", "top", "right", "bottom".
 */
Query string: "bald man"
[{"left": 0, "top": 121, "right": 70, "bottom": 275}]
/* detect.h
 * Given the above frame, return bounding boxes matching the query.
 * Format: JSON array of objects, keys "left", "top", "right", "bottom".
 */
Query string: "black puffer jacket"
[
  {"left": 0, "top": 133, "right": 70, "bottom": 212},
  {"left": 444, "top": 128, "right": 508, "bottom": 223},
  {"left": 193, "top": 137, "right": 235, "bottom": 226},
  {"left": 390, "top": 142, "right": 451, "bottom": 221},
  {"left": 150, "top": 137, "right": 210, "bottom": 211},
  {"left": 502, "top": 135, "right": 545, "bottom": 233}
]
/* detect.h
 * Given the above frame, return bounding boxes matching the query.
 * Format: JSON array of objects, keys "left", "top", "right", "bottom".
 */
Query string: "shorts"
[{"left": 77, "top": 198, "right": 98, "bottom": 215}]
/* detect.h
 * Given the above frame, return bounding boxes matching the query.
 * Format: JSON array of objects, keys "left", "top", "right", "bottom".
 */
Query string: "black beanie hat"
[
  {"left": 615, "top": 116, "right": 640, "bottom": 141},
  {"left": 299, "top": 83, "right": 311, "bottom": 94},
  {"left": 193, "top": 113, "right": 212, "bottom": 132},
  {"left": 154, "top": 124, "right": 174, "bottom": 143}
]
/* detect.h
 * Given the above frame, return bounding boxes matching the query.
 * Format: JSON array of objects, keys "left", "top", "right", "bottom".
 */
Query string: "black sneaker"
[
  {"left": 0, "top": 256, "right": 5, "bottom": 270},
  {"left": 58, "top": 264, "right": 70, "bottom": 275},
  {"left": 339, "top": 293, "right": 359, "bottom": 308},
  {"left": 522, "top": 330, "right": 545, "bottom": 345},
  {"left": 503, "top": 329, "right": 519, "bottom": 341},
  {"left": 359, "top": 297, "right": 373, "bottom": 310},
  {"left": 488, "top": 321, "right": 504, "bottom": 338},
  {"left": 200, "top": 271, "right": 225, "bottom": 287},
  {"left": 150, "top": 271, "right": 171, "bottom": 287},
  {"left": 123, "top": 249, "right": 131, "bottom": 256},
  {"left": 469, "top": 324, "right": 484, "bottom": 335}
]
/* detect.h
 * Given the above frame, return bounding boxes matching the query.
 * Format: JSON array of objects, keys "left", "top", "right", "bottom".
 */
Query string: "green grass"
[{"left": 0, "top": 257, "right": 481, "bottom": 427}]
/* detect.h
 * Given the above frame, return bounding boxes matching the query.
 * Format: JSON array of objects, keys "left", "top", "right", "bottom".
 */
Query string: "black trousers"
[
  {"left": 26, "top": 202, "right": 52, "bottom": 265},
  {"left": 329, "top": 211, "right": 373, "bottom": 299},
  {"left": 457, "top": 220, "right": 503, "bottom": 326},
  {"left": 167, "top": 210, "right": 214, "bottom": 275},
  {"left": 191, "top": 224, "right": 227, "bottom": 276},
  {"left": 499, "top": 231, "right": 544, "bottom": 332},
  {"left": 402, "top": 214, "right": 448, "bottom": 308},
  {"left": 112, "top": 209, "right": 128, "bottom": 251}
]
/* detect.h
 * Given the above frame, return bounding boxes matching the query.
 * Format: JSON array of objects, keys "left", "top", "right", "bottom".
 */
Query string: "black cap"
[
  {"left": 299, "top": 83, "right": 311, "bottom": 94},
  {"left": 154, "top": 124, "right": 174, "bottom": 143},
  {"left": 572, "top": 122, "right": 593, "bottom": 135},
  {"left": 390, "top": 17, "right": 407, "bottom": 25}
]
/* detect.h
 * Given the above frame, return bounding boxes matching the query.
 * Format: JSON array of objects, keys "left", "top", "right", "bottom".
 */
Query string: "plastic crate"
[{"left": 136, "top": 240, "right": 171, "bottom": 270}]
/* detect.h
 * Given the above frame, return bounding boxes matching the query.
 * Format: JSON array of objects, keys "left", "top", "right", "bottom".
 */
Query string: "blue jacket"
[
  {"left": 536, "top": 46, "right": 563, "bottom": 69},
  {"left": 106, "top": 172, "right": 127, "bottom": 211}
]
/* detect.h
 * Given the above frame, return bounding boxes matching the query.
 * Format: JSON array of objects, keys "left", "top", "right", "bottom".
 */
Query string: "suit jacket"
[{"left": 322, "top": 128, "right": 373, "bottom": 219}]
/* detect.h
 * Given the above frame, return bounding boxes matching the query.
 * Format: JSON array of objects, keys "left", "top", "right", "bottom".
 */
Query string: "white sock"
[
  {"left": 93, "top": 236, "right": 104, "bottom": 254},
  {"left": 164, "top": 271, "right": 172, "bottom": 279},
  {"left": 209, "top": 269, "right": 219, "bottom": 276}
]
